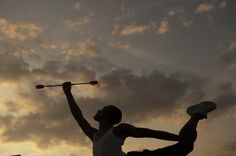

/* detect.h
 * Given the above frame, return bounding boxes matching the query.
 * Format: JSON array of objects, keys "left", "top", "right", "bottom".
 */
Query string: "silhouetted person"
[{"left": 62, "top": 82, "right": 216, "bottom": 156}]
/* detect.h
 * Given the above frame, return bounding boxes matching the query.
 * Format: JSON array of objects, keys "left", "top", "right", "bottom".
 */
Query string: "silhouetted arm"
[
  {"left": 114, "top": 123, "right": 179, "bottom": 141},
  {"left": 63, "top": 82, "right": 97, "bottom": 141}
]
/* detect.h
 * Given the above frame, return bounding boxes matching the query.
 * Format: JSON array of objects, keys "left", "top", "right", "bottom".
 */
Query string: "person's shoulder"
[
  {"left": 116, "top": 123, "right": 134, "bottom": 129},
  {"left": 113, "top": 123, "right": 134, "bottom": 134}
]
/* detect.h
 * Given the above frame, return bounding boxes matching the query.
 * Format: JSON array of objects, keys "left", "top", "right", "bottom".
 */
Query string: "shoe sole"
[{"left": 187, "top": 101, "right": 217, "bottom": 118}]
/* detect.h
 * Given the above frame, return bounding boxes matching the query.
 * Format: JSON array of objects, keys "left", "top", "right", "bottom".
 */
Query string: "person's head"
[{"left": 93, "top": 105, "right": 122, "bottom": 125}]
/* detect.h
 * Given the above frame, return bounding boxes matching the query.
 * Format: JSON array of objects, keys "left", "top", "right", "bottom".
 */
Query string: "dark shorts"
[{"left": 127, "top": 142, "right": 194, "bottom": 156}]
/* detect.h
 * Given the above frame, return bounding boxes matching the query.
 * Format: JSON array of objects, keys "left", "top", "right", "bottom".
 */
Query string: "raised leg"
[{"left": 127, "top": 101, "right": 217, "bottom": 156}]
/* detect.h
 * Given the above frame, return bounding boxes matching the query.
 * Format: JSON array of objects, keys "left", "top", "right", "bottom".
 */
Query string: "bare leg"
[
  {"left": 179, "top": 114, "right": 204, "bottom": 144},
  {"left": 127, "top": 115, "right": 203, "bottom": 156},
  {"left": 182, "top": 114, "right": 203, "bottom": 130},
  {"left": 127, "top": 102, "right": 217, "bottom": 156}
]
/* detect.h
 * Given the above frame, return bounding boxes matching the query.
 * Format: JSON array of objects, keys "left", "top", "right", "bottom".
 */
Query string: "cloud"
[
  {"left": 0, "top": 52, "right": 30, "bottom": 81},
  {"left": 109, "top": 42, "right": 130, "bottom": 50},
  {"left": 0, "top": 49, "right": 235, "bottom": 149},
  {"left": 219, "top": 0, "right": 227, "bottom": 9},
  {"left": 118, "top": 20, "right": 170, "bottom": 36},
  {"left": 41, "top": 42, "right": 71, "bottom": 50},
  {"left": 0, "top": 45, "right": 235, "bottom": 149},
  {"left": 40, "top": 39, "right": 98, "bottom": 59},
  {"left": 0, "top": 18, "right": 43, "bottom": 41},
  {"left": 31, "top": 60, "right": 96, "bottom": 83},
  {"left": 0, "top": 96, "right": 90, "bottom": 148},
  {"left": 2, "top": 100, "right": 21, "bottom": 114},
  {"left": 168, "top": 11, "right": 176, "bottom": 16},
  {"left": 64, "top": 19, "right": 90, "bottom": 30},
  {"left": 38, "top": 39, "right": 113, "bottom": 78},
  {"left": 120, "top": 1, "right": 128, "bottom": 12},
  {"left": 182, "top": 20, "right": 193, "bottom": 29},
  {"left": 64, "top": 13, "right": 94, "bottom": 31},
  {"left": 118, "top": 19, "right": 171, "bottom": 36},
  {"left": 195, "top": 3, "right": 215, "bottom": 14},
  {"left": 112, "top": 24, "right": 120, "bottom": 35},
  {"left": 0, "top": 56, "right": 99, "bottom": 148},
  {"left": 77, "top": 39, "right": 98, "bottom": 57},
  {"left": 218, "top": 41, "right": 236, "bottom": 69},
  {"left": 41, "top": 43, "right": 62, "bottom": 50},
  {"left": 212, "top": 83, "right": 236, "bottom": 117},
  {"left": 93, "top": 69, "right": 207, "bottom": 121},
  {"left": 62, "top": 39, "right": 99, "bottom": 58},
  {"left": 168, "top": 7, "right": 185, "bottom": 16},
  {"left": 74, "top": 2, "right": 81, "bottom": 12},
  {"left": 0, "top": 40, "right": 100, "bottom": 82},
  {"left": 0, "top": 39, "right": 95, "bottom": 82},
  {"left": 119, "top": 24, "right": 152, "bottom": 36},
  {"left": 115, "top": 10, "right": 136, "bottom": 21},
  {"left": 0, "top": 63, "right": 207, "bottom": 148},
  {"left": 228, "top": 41, "right": 236, "bottom": 51},
  {"left": 158, "top": 20, "right": 170, "bottom": 34}
]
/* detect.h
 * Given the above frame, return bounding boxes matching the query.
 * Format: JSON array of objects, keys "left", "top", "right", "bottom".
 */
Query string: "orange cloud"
[
  {"left": 110, "top": 42, "right": 130, "bottom": 50},
  {"left": 41, "top": 42, "right": 71, "bottom": 50},
  {"left": 77, "top": 39, "right": 98, "bottom": 57},
  {"left": 218, "top": 41, "right": 236, "bottom": 69},
  {"left": 219, "top": 0, "right": 227, "bottom": 9},
  {"left": 64, "top": 13, "right": 94, "bottom": 31},
  {"left": 158, "top": 20, "right": 170, "bottom": 34},
  {"left": 0, "top": 18, "right": 43, "bottom": 41},
  {"left": 119, "top": 24, "right": 150, "bottom": 36},
  {"left": 228, "top": 41, "right": 236, "bottom": 51},
  {"left": 195, "top": 3, "right": 215, "bottom": 14},
  {"left": 182, "top": 20, "right": 193, "bottom": 28},
  {"left": 168, "top": 7, "right": 185, "bottom": 16},
  {"left": 74, "top": 2, "right": 80, "bottom": 11}
]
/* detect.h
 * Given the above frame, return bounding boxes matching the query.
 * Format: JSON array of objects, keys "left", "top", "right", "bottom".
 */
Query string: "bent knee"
[
  {"left": 179, "top": 130, "right": 197, "bottom": 144},
  {"left": 180, "top": 143, "right": 194, "bottom": 155}
]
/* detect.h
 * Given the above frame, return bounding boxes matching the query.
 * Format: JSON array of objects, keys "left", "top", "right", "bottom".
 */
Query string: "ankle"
[{"left": 193, "top": 113, "right": 206, "bottom": 120}]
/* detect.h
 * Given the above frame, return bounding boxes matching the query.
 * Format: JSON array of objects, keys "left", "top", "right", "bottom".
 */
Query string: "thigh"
[
  {"left": 127, "top": 143, "right": 194, "bottom": 156},
  {"left": 127, "top": 150, "right": 155, "bottom": 156},
  {"left": 153, "top": 142, "right": 194, "bottom": 156}
]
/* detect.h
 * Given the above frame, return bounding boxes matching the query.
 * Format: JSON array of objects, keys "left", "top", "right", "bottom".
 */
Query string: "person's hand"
[{"left": 63, "top": 81, "right": 72, "bottom": 93}]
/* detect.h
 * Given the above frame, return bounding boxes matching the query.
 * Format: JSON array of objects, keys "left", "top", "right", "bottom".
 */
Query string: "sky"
[{"left": 0, "top": 0, "right": 236, "bottom": 156}]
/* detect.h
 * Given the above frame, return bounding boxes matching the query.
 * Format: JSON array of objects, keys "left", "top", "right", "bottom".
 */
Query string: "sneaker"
[{"left": 187, "top": 101, "right": 217, "bottom": 119}]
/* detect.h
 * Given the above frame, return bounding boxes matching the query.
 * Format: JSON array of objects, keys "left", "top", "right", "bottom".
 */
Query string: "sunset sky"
[{"left": 0, "top": 0, "right": 236, "bottom": 156}]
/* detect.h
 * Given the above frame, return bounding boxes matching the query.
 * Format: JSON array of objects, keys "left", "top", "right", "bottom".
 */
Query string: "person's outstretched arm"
[
  {"left": 63, "top": 82, "right": 97, "bottom": 140},
  {"left": 114, "top": 123, "right": 179, "bottom": 141}
]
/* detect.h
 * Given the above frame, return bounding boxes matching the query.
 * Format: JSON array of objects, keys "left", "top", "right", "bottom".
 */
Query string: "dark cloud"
[
  {"left": 96, "top": 69, "right": 206, "bottom": 121},
  {"left": 0, "top": 90, "right": 89, "bottom": 148},
  {"left": 0, "top": 52, "right": 29, "bottom": 81},
  {"left": 218, "top": 49, "right": 236, "bottom": 69},
  {"left": 0, "top": 50, "right": 98, "bottom": 83},
  {"left": 0, "top": 38, "right": 235, "bottom": 150},
  {"left": 212, "top": 83, "right": 236, "bottom": 117},
  {"left": 31, "top": 60, "right": 96, "bottom": 82},
  {"left": 0, "top": 51, "right": 101, "bottom": 148},
  {"left": 0, "top": 67, "right": 208, "bottom": 148}
]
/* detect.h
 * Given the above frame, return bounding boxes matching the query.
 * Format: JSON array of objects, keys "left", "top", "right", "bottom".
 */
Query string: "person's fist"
[{"left": 63, "top": 81, "right": 71, "bottom": 93}]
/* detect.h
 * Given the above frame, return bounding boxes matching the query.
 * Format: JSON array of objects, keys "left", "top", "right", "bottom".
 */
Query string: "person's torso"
[{"left": 93, "top": 128, "right": 126, "bottom": 156}]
